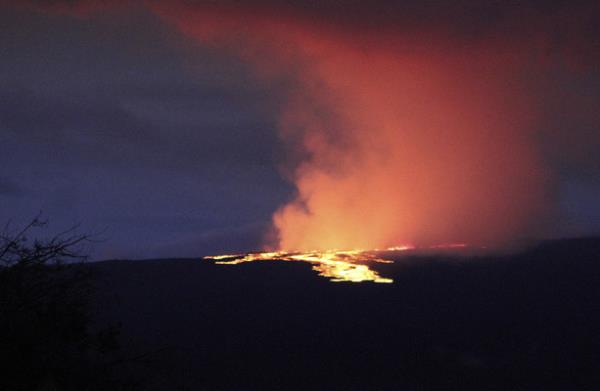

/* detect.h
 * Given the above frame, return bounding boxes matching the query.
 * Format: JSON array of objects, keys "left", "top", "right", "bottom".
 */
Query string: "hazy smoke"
[
  {"left": 19, "top": 0, "right": 600, "bottom": 250},
  {"left": 151, "top": 2, "right": 555, "bottom": 250}
]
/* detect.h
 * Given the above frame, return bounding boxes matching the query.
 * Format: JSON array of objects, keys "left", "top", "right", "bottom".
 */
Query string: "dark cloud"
[
  {"left": 0, "top": 5, "right": 292, "bottom": 258},
  {"left": 536, "top": 70, "right": 600, "bottom": 180},
  {"left": 13, "top": 0, "right": 600, "bottom": 49},
  {"left": 0, "top": 177, "right": 23, "bottom": 197},
  {"left": 144, "top": 0, "right": 600, "bottom": 64}
]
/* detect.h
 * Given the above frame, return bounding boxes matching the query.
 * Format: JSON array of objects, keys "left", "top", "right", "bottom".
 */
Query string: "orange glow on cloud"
[
  {"left": 25, "top": 0, "right": 598, "bottom": 251},
  {"left": 150, "top": 2, "right": 550, "bottom": 251}
]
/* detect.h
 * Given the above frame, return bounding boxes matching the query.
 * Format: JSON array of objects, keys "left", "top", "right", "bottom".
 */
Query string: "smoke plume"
[{"left": 17, "top": 0, "right": 600, "bottom": 250}]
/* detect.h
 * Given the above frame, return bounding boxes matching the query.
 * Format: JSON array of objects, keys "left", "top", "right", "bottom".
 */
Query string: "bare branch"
[{"left": 0, "top": 215, "right": 91, "bottom": 267}]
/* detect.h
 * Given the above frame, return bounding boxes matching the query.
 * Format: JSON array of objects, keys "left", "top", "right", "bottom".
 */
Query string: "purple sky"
[{"left": 1, "top": 2, "right": 599, "bottom": 259}]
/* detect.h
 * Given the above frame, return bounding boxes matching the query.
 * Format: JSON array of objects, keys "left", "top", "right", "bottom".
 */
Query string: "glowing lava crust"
[{"left": 204, "top": 246, "right": 420, "bottom": 283}]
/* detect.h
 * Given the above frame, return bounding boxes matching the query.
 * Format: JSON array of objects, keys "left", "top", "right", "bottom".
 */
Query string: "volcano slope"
[{"left": 91, "top": 237, "right": 600, "bottom": 390}]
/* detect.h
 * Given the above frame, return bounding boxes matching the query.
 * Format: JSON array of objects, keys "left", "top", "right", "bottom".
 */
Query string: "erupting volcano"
[
  {"left": 21, "top": 0, "right": 599, "bottom": 264},
  {"left": 151, "top": 1, "right": 555, "bottom": 255},
  {"left": 3, "top": 1, "right": 599, "bottom": 389},
  {"left": 22, "top": 0, "right": 597, "bottom": 266}
]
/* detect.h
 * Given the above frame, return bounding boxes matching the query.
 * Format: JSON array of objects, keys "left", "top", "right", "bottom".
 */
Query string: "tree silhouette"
[{"left": 0, "top": 217, "right": 129, "bottom": 391}]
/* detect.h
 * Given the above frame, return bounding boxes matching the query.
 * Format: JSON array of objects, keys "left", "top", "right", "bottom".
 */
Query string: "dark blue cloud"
[
  {"left": 0, "top": 176, "right": 23, "bottom": 197},
  {"left": 0, "top": 6, "right": 293, "bottom": 258}
]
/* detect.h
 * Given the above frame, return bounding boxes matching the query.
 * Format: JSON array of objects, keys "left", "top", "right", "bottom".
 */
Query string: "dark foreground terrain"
[{"left": 90, "top": 238, "right": 600, "bottom": 390}]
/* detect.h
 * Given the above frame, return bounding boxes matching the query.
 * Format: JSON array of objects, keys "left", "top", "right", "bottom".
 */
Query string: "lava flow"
[{"left": 205, "top": 246, "right": 418, "bottom": 283}]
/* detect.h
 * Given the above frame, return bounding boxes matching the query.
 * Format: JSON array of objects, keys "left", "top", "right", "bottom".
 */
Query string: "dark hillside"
[{"left": 90, "top": 238, "right": 600, "bottom": 390}]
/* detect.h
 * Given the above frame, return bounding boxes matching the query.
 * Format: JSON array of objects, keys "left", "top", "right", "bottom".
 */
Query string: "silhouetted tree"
[{"left": 0, "top": 217, "right": 129, "bottom": 391}]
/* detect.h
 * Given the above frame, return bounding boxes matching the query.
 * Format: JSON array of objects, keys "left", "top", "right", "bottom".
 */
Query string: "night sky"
[{"left": 1, "top": 1, "right": 599, "bottom": 259}]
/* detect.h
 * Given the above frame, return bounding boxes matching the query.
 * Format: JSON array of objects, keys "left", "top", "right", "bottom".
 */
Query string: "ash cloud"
[
  {"left": 147, "top": 0, "right": 599, "bottom": 250},
  {"left": 5, "top": 0, "right": 600, "bottom": 251}
]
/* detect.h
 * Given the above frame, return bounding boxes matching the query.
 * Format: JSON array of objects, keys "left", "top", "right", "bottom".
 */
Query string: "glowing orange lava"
[
  {"left": 206, "top": 244, "right": 470, "bottom": 283},
  {"left": 205, "top": 246, "right": 421, "bottom": 283}
]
